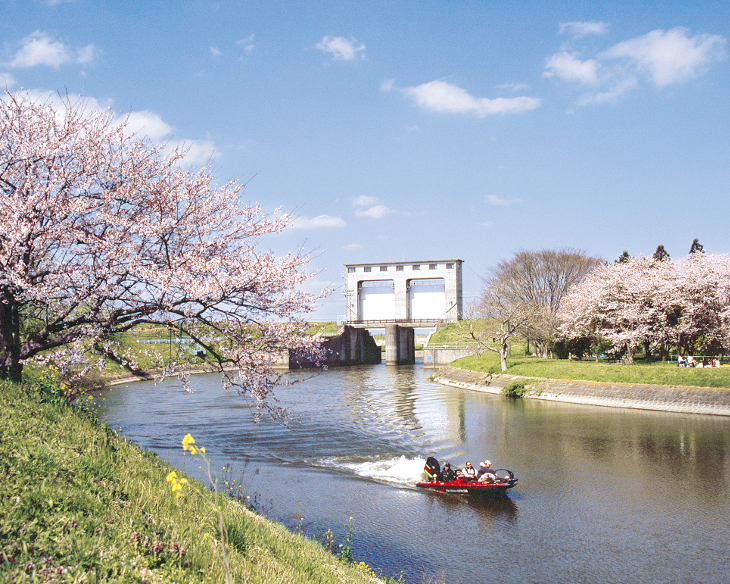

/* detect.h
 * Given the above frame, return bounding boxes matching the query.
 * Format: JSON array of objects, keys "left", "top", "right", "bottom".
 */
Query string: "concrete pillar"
[
  {"left": 399, "top": 327, "right": 415, "bottom": 364},
  {"left": 385, "top": 324, "right": 398, "bottom": 365},
  {"left": 385, "top": 324, "right": 415, "bottom": 365},
  {"left": 344, "top": 326, "right": 362, "bottom": 363}
]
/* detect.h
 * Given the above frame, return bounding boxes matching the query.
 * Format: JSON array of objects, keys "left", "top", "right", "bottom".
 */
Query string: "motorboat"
[{"left": 416, "top": 457, "right": 518, "bottom": 495}]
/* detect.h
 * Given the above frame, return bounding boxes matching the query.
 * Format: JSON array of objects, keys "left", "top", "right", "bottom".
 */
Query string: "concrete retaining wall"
[
  {"left": 431, "top": 366, "right": 730, "bottom": 416},
  {"left": 422, "top": 346, "right": 474, "bottom": 368}
]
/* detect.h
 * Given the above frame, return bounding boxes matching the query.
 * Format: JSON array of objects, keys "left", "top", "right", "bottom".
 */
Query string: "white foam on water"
[{"left": 317, "top": 455, "right": 426, "bottom": 485}]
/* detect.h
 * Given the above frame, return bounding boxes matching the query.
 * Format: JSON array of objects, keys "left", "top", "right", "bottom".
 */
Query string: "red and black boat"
[{"left": 416, "top": 457, "right": 518, "bottom": 495}]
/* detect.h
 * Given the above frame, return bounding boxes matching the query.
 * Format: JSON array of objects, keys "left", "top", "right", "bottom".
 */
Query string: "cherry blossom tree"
[
  {"left": 0, "top": 91, "right": 326, "bottom": 416},
  {"left": 559, "top": 254, "right": 730, "bottom": 362}
]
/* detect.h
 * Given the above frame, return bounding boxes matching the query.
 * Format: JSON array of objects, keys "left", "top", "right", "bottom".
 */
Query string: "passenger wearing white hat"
[{"left": 477, "top": 460, "right": 496, "bottom": 483}]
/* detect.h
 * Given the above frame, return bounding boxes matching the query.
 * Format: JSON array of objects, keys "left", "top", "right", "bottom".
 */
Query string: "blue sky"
[{"left": 2, "top": 0, "right": 729, "bottom": 320}]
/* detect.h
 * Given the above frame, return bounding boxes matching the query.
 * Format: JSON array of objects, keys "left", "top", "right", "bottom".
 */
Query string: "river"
[{"left": 92, "top": 363, "right": 730, "bottom": 584}]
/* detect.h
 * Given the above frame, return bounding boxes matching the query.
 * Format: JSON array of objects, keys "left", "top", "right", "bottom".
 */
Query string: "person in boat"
[
  {"left": 436, "top": 462, "right": 457, "bottom": 483},
  {"left": 477, "top": 460, "right": 497, "bottom": 483},
  {"left": 460, "top": 461, "right": 477, "bottom": 481}
]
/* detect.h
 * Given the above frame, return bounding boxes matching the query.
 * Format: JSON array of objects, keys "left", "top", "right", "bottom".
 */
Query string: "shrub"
[{"left": 501, "top": 380, "right": 528, "bottom": 398}]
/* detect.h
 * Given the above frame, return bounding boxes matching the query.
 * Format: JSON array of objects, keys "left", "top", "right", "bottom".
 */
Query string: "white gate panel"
[
  {"left": 359, "top": 281, "right": 395, "bottom": 320},
  {"left": 409, "top": 279, "right": 445, "bottom": 320}
]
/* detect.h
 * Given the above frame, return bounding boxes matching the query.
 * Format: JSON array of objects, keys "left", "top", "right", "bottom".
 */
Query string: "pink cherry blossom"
[{"left": 0, "top": 91, "right": 328, "bottom": 417}]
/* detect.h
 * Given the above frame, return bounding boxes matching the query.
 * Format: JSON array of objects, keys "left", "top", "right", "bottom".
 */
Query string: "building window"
[
  {"left": 364, "top": 266, "right": 371, "bottom": 272},
  {"left": 429, "top": 264, "right": 437, "bottom": 270},
  {"left": 412, "top": 264, "right": 420, "bottom": 270},
  {"left": 347, "top": 267, "right": 355, "bottom": 273},
  {"left": 380, "top": 265, "right": 388, "bottom": 272},
  {"left": 446, "top": 263, "right": 454, "bottom": 269},
  {"left": 396, "top": 265, "right": 404, "bottom": 271}
]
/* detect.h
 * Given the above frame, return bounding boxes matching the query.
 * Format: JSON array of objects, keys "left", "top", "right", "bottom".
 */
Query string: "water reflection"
[{"left": 93, "top": 365, "right": 730, "bottom": 584}]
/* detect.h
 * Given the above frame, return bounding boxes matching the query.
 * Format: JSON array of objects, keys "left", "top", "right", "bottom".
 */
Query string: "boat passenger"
[
  {"left": 461, "top": 461, "right": 477, "bottom": 481},
  {"left": 477, "top": 460, "right": 497, "bottom": 483},
  {"left": 437, "top": 462, "right": 457, "bottom": 483}
]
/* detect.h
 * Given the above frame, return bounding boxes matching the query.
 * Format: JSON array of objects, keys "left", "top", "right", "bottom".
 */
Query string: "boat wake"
[{"left": 315, "top": 455, "right": 426, "bottom": 486}]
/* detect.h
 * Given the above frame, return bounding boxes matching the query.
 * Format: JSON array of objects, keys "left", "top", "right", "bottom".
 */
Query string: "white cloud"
[
  {"left": 344, "top": 243, "right": 362, "bottom": 250},
  {"left": 290, "top": 214, "right": 346, "bottom": 229},
  {"left": 10, "top": 31, "right": 97, "bottom": 68},
  {"left": 5, "top": 89, "right": 218, "bottom": 168},
  {"left": 352, "top": 195, "right": 378, "bottom": 207},
  {"left": 403, "top": 80, "right": 541, "bottom": 117},
  {"left": 497, "top": 82, "right": 530, "bottom": 92},
  {"left": 576, "top": 77, "right": 638, "bottom": 106},
  {"left": 210, "top": 47, "right": 222, "bottom": 57},
  {"left": 352, "top": 196, "right": 393, "bottom": 219},
  {"left": 546, "top": 26, "right": 726, "bottom": 106},
  {"left": 380, "top": 78, "right": 395, "bottom": 92},
  {"left": 601, "top": 27, "right": 726, "bottom": 86},
  {"left": 316, "top": 36, "right": 365, "bottom": 61},
  {"left": 236, "top": 34, "right": 256, "bottom": 54},
  {"left": 560, "top": 21, "right": 608, "bottom": 39},
  {"left": 122, "top": 110, "right": 174, "bottom": 142},
  {"left": 171, "top": 139, "right": 218, "bottom": 166},
  {"left": 355, "top": 204, "right": 390, "bottom": 219},
  {"left": 485, "top": 195, "right": 509, "bottom": 206},
  {"left": 544, "top": 51, "right": 599, "bottom": 85}
]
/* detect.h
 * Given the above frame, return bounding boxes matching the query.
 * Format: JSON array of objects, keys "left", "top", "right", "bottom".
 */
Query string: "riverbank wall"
[{"left": 431, "top": 366, "right": 730, "bottom": 416}]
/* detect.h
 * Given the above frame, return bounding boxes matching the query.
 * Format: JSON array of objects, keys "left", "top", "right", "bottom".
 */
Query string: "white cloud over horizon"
[
  {"left": 403, "top": 80, "right": 542, "bottom": 117},
  {"left": 316, "top": 36, "right": 365, "bottom": 61},
  {"left": 545, "top": 26, "right": 727, "bottom": 105},
  {"left": 9, "top": 31, "right": 97, "bottom": 68},
  {"left": 290, "top": 214, "right": 346, "bottom": 229},
  {"left": 544, "top": 52, "right": 599, "bottom": 85}
]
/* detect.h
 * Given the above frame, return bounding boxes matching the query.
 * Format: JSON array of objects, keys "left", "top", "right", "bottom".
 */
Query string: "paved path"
[{"left": 432, "top": 366, "right": 730, "bottom": 416}]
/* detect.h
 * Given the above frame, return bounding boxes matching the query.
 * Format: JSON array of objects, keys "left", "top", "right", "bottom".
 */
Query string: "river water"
[{"left": 92, "top": 364, "right": 730, "bottom": 584}]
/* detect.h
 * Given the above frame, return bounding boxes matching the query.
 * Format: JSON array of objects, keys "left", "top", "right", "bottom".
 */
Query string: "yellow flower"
[
  {"left": 166, "top": 471, "right": 178, "bottom": 483},
  {"left": 182, "top": 433, "right": 196, "bottom": 450}
]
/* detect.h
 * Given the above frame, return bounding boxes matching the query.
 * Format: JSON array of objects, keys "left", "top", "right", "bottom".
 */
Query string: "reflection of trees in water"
[{"left": 522, "top": 403, "right": 730, "bottom": 494}]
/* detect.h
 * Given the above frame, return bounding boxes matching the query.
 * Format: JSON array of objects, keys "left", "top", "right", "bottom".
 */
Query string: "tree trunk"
[
  {"left": 643, "top": 340, "right": 652, "bottom": 362},
  {"left": 0, "top": 292, "right": 23, "bottom": 383},
  {"left": 499, "top": 341, "right": 508, "bottom": 371}
]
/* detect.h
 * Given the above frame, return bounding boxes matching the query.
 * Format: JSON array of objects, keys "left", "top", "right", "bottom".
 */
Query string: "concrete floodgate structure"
[{"left": 343, "top": 260, "right": 463, "bottom": 364}]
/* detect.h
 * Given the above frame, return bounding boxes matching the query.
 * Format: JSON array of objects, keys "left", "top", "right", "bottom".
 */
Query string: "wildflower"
[
  {"left": 182, "top": 433, "right": 199, "bottom": 455},
  {"left": 166, "top": 471, "right": 188, "bottom": 498}
]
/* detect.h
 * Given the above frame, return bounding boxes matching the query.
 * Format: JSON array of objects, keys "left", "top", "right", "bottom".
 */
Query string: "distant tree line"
[{"left": 471, "top": 240, "right": 726, "bottom": 367}]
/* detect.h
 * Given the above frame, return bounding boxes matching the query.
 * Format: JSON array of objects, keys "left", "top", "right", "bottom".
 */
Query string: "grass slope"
[
  {"left": 452, "top": 352, "right": 730, "bottom": 388},
  {"left": 0, "top": 380, "right": 383, "bottom": 583}
]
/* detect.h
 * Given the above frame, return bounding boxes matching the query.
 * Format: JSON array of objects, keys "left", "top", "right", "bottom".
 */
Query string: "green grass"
[
  {"left": 0, "top": 379, "right": 394, "bottom": 583},
  {"left": 452, "top": 351, "right": 730, "bottom": 388},
  {"left": 427, "top": 321, "right": 486, "bottom": 347}
]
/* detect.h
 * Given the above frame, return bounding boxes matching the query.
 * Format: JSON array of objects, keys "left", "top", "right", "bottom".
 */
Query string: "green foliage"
[
  {"left": 25, "top": 367, "right": 72, "bottom": 406},
  {"left": 501, "top": 380, "right": 529, "bottom": 398},
  {"left": 615, "top": 250, "right": 630, "bottom": 264},
  {"left": 551, "top": 337, "right": 593, "bottom": 360},
  {"left": 0, "top": 380, "right": 391, "bottom": 583}
]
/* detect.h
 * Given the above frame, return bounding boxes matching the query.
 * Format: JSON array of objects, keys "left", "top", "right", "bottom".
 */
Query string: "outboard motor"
[{"left": 424, "top": 456, "right": 440, "bottom": 480}]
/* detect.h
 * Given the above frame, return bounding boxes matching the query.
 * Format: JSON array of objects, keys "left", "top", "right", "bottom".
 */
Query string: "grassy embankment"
[
  {"left": 429, "top": 322, "right": 730, "bottom": 389},
  {"left": 61, "top": 322, "right": 346, "bottom": 386},
  {"left": 0, "top": 377, "right": 387, "bottom": 583}
]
